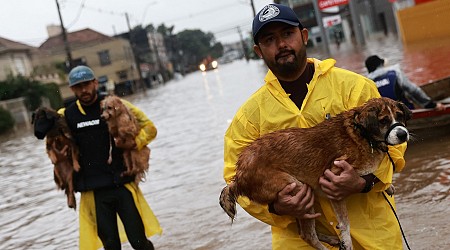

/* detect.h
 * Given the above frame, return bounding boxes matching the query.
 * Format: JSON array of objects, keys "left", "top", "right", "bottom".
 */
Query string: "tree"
[
  {"left": 176, "top": 29, "right": 223, "bottom": 71},
  {"left": 0, "top": 74, "right": 63, "bottom": 111}
]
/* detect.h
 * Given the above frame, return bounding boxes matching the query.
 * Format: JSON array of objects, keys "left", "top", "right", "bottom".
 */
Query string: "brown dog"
[
  {"left": 100, "top": 95, "right": 150, "bottom": 184},
  {"left": 219, "top": 97, "right": 412, "bottom": 250},
  {"left": 32, "top": 107, "right": 79, "bottom": 210}
]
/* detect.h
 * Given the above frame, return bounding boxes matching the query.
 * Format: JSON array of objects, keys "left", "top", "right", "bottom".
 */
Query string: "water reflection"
[{"left": 1, "top": 39, "right": 449, "bottom": 249}]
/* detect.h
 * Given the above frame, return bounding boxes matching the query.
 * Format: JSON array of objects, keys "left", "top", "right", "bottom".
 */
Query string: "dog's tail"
[{"left": 219, "top": 182, "right": 238, "bottom": 222}]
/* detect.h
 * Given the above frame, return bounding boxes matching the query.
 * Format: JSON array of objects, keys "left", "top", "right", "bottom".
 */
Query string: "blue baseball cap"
[
  {"left": 68, "top": 65, "right": 95, "bottom": 87},
  {"left": 252, "top": 3, "right": 303, "bottom": 44}
]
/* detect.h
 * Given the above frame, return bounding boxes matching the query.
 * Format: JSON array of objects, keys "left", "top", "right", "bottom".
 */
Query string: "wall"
[
  {"left": 0, "top": 51, "right": 33, "bottom": 81},
  {"left": 33, "top": 38, "right": 137, "bottom": 100},
  {"left": 397, "top": 0, "right": 450, "bottom": 44}
]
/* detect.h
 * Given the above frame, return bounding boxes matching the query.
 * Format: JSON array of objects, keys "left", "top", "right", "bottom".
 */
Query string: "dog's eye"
[{"left": 379, "top": 117, "right": 390, "bottom": 125}]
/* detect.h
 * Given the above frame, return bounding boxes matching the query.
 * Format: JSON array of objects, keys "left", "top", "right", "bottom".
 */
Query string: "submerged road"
[{"left": 1, "top": 40, "right": 449, "bottom": 249}]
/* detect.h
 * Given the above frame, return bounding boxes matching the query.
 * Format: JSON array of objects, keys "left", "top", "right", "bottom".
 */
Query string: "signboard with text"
[
  {"left": 322, "top": 15, "right": 342, "bottom": 27},
  {"left": 318, "top": 0, "right": 349, "bottom": 10}
]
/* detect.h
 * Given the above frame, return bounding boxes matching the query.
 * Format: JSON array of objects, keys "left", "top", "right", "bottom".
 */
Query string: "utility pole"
[
  {"left": 250, "top": 0, "right": 256, "bottom": 17},
  {"left": 55, "top": 0, "right": 73, "bottom": 71},
  {"left": 312, "top": 0, "right": 331, "bottom": 57},
  {"left": 125, "top": 12, "right": 146, "bottom": 93},
  {"left": 237, "top": 26, "right": 249, "bottom": 62},
  {"left": 348, "top": 0, "right": 365, "bottom": 46}
]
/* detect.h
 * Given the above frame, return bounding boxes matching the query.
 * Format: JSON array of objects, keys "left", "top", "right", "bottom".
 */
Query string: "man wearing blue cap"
[
  {"left": 59, "top": 65, "right": 161, "bottom": 249},
  {"left": 223, "top": 3, "right": 405, "bottom": 249}
]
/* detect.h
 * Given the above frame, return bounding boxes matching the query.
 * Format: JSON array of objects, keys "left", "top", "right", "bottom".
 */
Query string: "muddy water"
[{"left": 1, "top": 40, "right": 449, "bottom": 250}]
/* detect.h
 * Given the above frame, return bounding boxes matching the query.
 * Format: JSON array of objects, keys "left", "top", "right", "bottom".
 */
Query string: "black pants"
[{"left": 94, "top": 186, "right": 154, "bottom": 250}]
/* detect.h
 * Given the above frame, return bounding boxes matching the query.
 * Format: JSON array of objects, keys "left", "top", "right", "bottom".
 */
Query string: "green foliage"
[
  {"left": 0, "top": 107, "right": 15, "bottom": 134},
  {"left": 177, "top": 29, "right": 224, "bottom": 67},
  {"left": 42, "top": 83, "right": 64, "bottom": 109},
  {"left": 0, "top": 74, "right": 63, "bottom": 111}
]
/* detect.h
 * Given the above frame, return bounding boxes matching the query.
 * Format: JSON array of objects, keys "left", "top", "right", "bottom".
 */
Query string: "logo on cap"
[{"left": 259, "top": 5, "right": 280, "bottom": 22}]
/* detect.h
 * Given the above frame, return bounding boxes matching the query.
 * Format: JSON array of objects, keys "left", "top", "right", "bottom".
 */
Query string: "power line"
[{"left": 66, "top": 0, "right": 87, "bottom": 29}]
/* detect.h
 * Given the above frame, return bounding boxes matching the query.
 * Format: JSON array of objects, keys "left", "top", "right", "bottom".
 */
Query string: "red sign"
[{"left": 318, "top": 0, "right": 349, "bottom": 10}]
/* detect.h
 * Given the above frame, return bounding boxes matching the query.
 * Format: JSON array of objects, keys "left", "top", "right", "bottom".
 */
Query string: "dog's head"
[
  {"left": 354, "top": 97, "right": 412, "bottom": 146},
  {"left": 100, "top": 95, "right": 124, "bottom": 121},
  {"left": 32, "top": 107, "right": 59, "bottom": 140}
]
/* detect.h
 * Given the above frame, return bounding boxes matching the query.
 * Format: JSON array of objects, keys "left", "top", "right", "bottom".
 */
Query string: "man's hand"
[
  {"left": 271, "top": 183, "right": 321, "bottom": 219},
  {"left": 319, "top": 160, "right": 365, "bottom": 201},
  {"left": 435, "top": 102, "right": 446, "bottom": 111}
]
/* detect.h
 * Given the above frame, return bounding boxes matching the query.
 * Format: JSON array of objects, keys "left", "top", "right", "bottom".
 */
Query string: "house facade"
[
  {"left": 0, "top": 37, "right": 35, "bottom": 81},
  {"left": 35, "top": 28, "right": 139, "bottom": 100}
]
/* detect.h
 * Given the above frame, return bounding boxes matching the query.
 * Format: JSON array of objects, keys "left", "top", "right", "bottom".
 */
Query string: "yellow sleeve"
[
  {"left": 57, "top": 107, "right": 65, "bottom": 116},
  {"left": 223, "top": 109, "right": 293, "bottom": 229},
  {"left": 122, "top": 99, "right": 157, "bottom": 150}
]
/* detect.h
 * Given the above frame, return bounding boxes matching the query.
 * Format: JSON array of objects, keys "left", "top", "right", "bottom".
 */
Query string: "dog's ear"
[
  {"left": 45, "top": 108, "right": 57, "bottom": 120},
  {"left": 397, "top": 101, "right": 412, "bottom": 122},
  {"left": 355, "top": 106, "right": 380, "bottom": 134}
]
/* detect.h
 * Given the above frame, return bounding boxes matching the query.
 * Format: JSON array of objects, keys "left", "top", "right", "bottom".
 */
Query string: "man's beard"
[
  {"left": 265, "top": 49, "right": 305, "bottom": 80},
  {"left": 77, "top": 89, "right": 98, "bottom": 105}
]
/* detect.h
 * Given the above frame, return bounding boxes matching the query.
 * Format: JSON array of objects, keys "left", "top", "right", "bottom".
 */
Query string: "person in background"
[
  {"left": 223, "top": 3, "right": 407, "bottom": 249},
  {"left": 365, "top": 55, "right": 445, "bottom": 111},
  {"left": 60, "top": 65, "right": 161, "bottom": 250}
]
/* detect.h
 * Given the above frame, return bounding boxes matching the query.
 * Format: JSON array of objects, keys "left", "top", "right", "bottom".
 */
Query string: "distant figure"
[
  {"left": 333, "top": 30, "right": 341, "bottom": 49},
  {"left": 365, "top": 55, "right": 444, "bottom": 111}
]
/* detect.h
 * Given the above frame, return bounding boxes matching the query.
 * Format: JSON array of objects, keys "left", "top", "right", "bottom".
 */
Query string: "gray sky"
[{"left": 0, "top": 0, "right": 272, "bottom": 47}]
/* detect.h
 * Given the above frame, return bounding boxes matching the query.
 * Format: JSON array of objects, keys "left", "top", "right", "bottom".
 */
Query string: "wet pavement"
[{"left": 1, "top": 36, "right": 449, "bottom": 250}]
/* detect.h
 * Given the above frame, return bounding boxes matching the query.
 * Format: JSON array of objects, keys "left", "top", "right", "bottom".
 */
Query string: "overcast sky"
[{"left": 0, "top": 0, "right": 272, "bottom": 47}]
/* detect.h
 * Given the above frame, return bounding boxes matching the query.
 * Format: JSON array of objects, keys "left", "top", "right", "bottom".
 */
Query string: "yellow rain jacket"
[
  {"left": 58, "top": 98, "right": 162, "bottom": 250},
  {"left": 223, "top": 58, "right": 406, "bottom": 250}
]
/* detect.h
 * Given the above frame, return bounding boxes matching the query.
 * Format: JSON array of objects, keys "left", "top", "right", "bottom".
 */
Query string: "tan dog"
[
  {"left": 100, "top": 95, "right": 150, "bottom": 184},
  {"left": 219, "top": 97, "right": 412, "bottom": 250},
  {"left": 32, "top": 107, "right": 80, "bottom": 210}
]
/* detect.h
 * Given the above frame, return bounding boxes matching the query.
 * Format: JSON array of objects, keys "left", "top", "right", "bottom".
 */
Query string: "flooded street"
[{"left": 1, "top": 42, "right": 449, "bottom": 249}]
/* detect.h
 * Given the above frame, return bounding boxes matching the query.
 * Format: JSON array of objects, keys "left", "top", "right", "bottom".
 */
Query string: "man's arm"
[{"left": 122, "top": 99, "right": 157, "bottom": 150}]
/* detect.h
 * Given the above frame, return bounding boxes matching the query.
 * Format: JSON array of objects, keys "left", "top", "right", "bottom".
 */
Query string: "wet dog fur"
[
  {"left": 32, "top": 107, "right": 79, "bottom": 210},
  {"left": 100, "top": 95, "right": 150, "bottom": 184},
  {"left": 219, "top": 97, "right": 412, "bottom": 250}
]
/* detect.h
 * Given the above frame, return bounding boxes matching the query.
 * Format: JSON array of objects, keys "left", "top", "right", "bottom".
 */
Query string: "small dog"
[
  {"left": 32, "top": 107, "right": 79, "bottom": 210},
  {"left": 100, "top": 95, "right": 150, "bottom": 184},
  {"left": 219, "top": 97, "right": 412, "bottom": 250}
]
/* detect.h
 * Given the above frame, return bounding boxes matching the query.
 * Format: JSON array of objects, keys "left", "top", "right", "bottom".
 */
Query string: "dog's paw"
[{"left": 386, "top": 185, "right": 395, "bottom": 196}]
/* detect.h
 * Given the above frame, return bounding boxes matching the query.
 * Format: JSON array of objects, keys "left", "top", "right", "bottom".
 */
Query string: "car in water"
[{"left": 199, "top": 56, "right": 218, "bottom": 72}]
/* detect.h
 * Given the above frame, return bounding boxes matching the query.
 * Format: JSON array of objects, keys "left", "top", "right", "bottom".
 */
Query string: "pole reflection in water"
[{"left": 1, "top": 50, "right": 449, "bottom": 249}]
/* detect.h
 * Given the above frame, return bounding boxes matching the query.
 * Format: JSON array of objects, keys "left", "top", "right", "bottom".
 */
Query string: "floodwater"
[{"left": 1, "top": 38, "right": 449, "bottom": 250}]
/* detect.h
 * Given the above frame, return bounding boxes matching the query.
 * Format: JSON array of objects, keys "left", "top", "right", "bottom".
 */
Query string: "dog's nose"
[{"left": 397, "top": 130, "right": 408, "bottom": 142}]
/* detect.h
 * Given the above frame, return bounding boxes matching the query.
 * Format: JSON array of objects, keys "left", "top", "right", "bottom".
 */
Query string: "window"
[
  {"left": 116, "top": 70, "right": 128, "bottom": 80},
  {"left": 13, "top": 56, "right": 26, "bottom": 75},
  {"left": 98, "top": 50, "right": 111, "bottom": 66}
]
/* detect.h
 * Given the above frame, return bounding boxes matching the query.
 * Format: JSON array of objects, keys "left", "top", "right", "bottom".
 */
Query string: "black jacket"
[{"left": 64, "top": 95, "right": 134, "bottom": 192}]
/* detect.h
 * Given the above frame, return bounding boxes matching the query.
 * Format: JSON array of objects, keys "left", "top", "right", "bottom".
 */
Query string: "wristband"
[
  {"left": 360, "top": 174, "right": 378, "bottom": 193},
  {"left": 268, "top": 202, "right": 279, "bottom": 215},
  {"left": 361, "top": 178, "right": 374, "bottom": 193}
]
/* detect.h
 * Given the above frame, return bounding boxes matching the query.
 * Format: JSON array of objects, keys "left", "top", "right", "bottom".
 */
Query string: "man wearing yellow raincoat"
[
  {"left": 223, "top": 4, "right": 406, "bottom": 250},
  {"left": 59, "top": 65, "right": 161, "bottom": 250}
]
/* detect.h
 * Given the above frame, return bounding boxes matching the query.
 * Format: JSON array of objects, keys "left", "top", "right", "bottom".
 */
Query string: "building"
[
  {"left": 0, "top": 37, "right": 35, "bottom": 81},
  {"left": 116, "top": 27, "right": 172, "bottom": 86},
  {"left": 274, "top": 0, "right": 409, "bottom": 47},
  {"left": 35, "top": 27, "right": 139, "bottom": 100}
]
